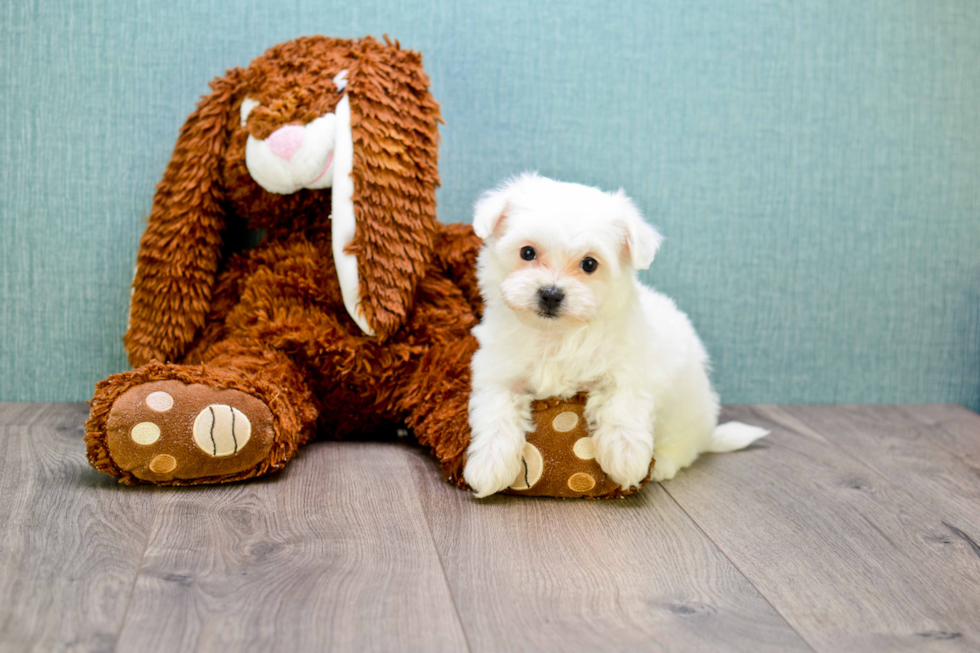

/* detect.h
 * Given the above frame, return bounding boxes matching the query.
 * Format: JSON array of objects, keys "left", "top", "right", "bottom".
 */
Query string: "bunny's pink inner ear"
[
  {"left": 329, "top": 92, "right": 372, "bottom": 335},
  {"left": 343, "top": 40, "right": 443, "bottom": 341}
]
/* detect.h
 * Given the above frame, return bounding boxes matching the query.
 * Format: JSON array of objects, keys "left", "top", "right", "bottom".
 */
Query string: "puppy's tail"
[{"left": 705, "top": 421, "right": 769, "bottom": 453}]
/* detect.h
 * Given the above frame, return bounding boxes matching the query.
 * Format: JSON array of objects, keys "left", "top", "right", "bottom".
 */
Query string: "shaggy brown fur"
[{"left": 86, "top": 36, "right": 481, "bottom": 486}]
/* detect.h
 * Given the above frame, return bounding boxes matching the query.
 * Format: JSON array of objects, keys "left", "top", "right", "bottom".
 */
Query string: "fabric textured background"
[{"left": 1, "top": 0, "right": 978, "bottom": 408}]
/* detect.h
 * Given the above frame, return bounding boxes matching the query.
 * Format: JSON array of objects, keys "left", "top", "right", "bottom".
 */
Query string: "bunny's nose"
[{"left": 266, "top": 125, "right": 305, "bottom": 161}]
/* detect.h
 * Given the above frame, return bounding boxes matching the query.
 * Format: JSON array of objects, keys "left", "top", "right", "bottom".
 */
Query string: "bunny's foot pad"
[
  {"left": 502, "top": 394, "right": 654, "bottom": 499},
  {"left": 104, "top": 380, "right": 275, "bottom": 483}
]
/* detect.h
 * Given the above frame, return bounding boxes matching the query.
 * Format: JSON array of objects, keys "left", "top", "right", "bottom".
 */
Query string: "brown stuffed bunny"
[
  {"left": 85, "top": 36, "right": 483, "bottom": 486},
  {"left": 85, "top": 35, "right": 653, "bottom": 499}
]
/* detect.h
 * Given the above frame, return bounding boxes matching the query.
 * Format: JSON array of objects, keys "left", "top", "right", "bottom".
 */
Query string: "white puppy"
[{"left": 463, "top": 173, "right": 768, "bottom": 498}]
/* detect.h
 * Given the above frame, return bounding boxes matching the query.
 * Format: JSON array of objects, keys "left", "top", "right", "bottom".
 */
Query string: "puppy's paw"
[
  {"left": 594, "top": 428, "right": 654, "bottom": 490},
  {"left": 463, "top": 440, "right": 525, "bottom": 498},
  {"left": 649, "top": 456, "right": 679, "bottom": 482}
]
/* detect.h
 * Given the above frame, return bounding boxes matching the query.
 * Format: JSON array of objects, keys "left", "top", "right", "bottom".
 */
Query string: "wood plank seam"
[
  {"left": 110, "top": 501, "right": 163, "bottom": 653},
  {"left": 412, "top": 472, "right": 476, "bottom": 653},
  {"left": 766, "top": 405, "right": 980, "bottom": 571},
  {"left": 763, "top": 405, "right": 980, "bottom": 538},
  {"left": 896, "top": 405, "right": 980, "bottom": 471},
  {"left": 659, "top": 404, "right": 980, "bottom": 650},
  {"left": 407, "top": 444, "right": 813, "bottom": 652},
  {"left": 659, "top": 484, "right": 820, "bottom": 653}
]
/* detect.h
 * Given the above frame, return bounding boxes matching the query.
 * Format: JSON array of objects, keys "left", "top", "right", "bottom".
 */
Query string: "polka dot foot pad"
[
  {"left": 502, "top": 393, "right": 655, "bottom": 499},
  {"left": 104, "top": 380, "right": 275, "bottom": 483}
]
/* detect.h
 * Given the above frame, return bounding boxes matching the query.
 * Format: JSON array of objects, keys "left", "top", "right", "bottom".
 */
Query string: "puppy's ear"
[
  {"left": 472, "top": 172, "right": 538, "bottom": 239},
  {"left": 472, "top": 187, "right": 510, "bottom": 239},
  {"left": 614, "top": 190, "right": 663, "bottom": 270}
]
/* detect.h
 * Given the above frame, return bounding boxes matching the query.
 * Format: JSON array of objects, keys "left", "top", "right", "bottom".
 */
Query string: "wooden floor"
[{"left": 1, "top": 404, "right": 979, "bottom": 652}]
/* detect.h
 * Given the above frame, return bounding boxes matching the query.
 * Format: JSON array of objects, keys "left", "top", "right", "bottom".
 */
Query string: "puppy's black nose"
[{"left": 537, "top": 286, "right": 564, "bottom": 315}]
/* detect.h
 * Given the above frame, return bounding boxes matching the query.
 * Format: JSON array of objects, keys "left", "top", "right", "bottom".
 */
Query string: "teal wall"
[{"left": 1, "top": 0, "right": 978, "bottom": 408}]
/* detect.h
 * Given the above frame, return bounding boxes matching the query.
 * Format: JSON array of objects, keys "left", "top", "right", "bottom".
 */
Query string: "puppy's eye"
[
  {"left": 581, "top": 257, "right": 598, "bottom": 274},
  {"left": 520, "top": 246, "right": 536, "bottom": 261}
]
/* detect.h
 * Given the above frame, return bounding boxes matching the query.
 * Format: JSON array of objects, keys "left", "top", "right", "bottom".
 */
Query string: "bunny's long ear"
[
  {"left": 123, "top": 68, "right": 244, "bottom": 367},
  {"left": 335, "top": 40, "right": 443, "bottom": 340}
]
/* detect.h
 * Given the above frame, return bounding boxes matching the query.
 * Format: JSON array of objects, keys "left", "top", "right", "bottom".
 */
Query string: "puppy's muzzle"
[{"left": 537, "top": 285, "right": 564, "bottom": 318}]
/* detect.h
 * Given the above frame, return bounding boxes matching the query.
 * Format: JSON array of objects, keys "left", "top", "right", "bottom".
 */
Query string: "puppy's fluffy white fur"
[{"left": 463, "top": 173, "right": 768, "bottom": 498}]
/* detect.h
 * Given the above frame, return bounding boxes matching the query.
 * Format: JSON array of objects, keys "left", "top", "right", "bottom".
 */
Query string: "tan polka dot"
[
  {"left": 568, "top": 472, "right": 596, "bottom": 493},
  {"left": 509, "top": 443, "right": 544, "bottom": 490},
  {"left": 551, "top": 410, "right": 579, "bottom": 432},
  {"left": 145, "top": 391, "right": 174, "bottom": 412},
  {"left": 193, "top": 405, "right": 251, "bottom": 457},
  {"left": 149, "top": 454, "right": 177, "bottom": 474},
  {"left": 572, "top": 436, "right": 596, "bottom": 460},
  {"left": 131, "top": 421, "right": 161, "bottom": 445}
]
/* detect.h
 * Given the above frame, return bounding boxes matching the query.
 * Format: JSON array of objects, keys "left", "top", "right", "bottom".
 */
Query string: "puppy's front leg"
[
  {"left": 464, "top": 384, "right": 533, "bottom": 498},
  {"left": 587, "top": 386, "right": 655, "bottom": 490}
]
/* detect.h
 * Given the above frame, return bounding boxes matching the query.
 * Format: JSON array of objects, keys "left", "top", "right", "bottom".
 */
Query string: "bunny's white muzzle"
[{"left": 244, "top": 113, "right": 338, "bottom": 195}]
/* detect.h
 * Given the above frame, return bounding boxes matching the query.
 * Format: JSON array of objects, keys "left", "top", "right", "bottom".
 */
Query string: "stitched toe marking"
[
  {"left": 193, "top": 405, "right": 251, "bottom": 457},
  {"left": 145, "top": 391, "right": 174, "bottom": 412},
  {"left": 572, "top": 436, "right": 596, "bottom": 460},
  {"left": 568, "top": 472, "right": 596, "bottom": 493},
  {"left": 149, "top": 454, "right": 177, "bottom": 474},
  {"left": 552, "top": 411, "right": 579, "bottom": 432},
  {"left": 509, "top": 443, "right": 543, "bottom": 490},
  {"left": 131, "top": 422, "right": 161, "bottom": 445}
]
